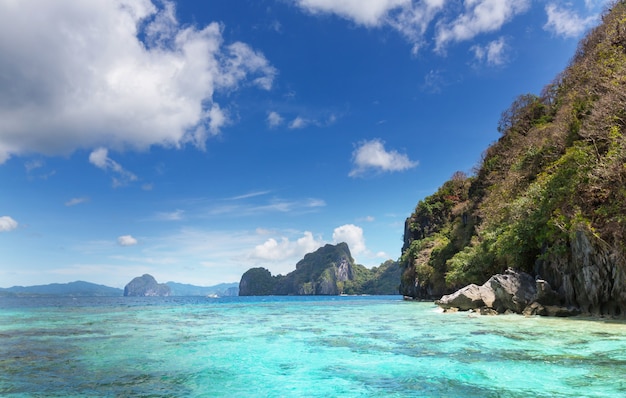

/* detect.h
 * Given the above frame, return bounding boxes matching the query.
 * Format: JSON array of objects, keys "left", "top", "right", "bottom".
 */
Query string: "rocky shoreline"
[{"left": 424, "top": 268, "right": 583, "bottom": 317}]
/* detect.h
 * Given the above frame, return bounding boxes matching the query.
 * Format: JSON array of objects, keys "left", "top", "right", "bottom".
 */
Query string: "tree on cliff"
[
  {"left": 239, "top": 243, "right": 400, "bottom": 296},
  {"left": 239, "top": 267, "right": 277, "bottom": 296},
  {"left": 400, "top": 1, "right": 626, "bottom": 317}
]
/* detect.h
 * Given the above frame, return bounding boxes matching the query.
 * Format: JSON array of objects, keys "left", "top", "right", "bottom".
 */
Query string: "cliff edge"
[{"left": 400, "top": 2, "right": 626, "bottom": 317}]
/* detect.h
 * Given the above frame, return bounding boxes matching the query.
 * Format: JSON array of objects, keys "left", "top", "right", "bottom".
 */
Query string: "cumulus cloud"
[
  {"left": 294, "top": 0, "right": 411, "bottom": 26},
  {"left": 471, "top": 36, "right": 508, "bottom": 66},
  {"left": 332, "top": 224, "right": 366, "bottom": 255},
  {"left": 294, "top": 0, "right": 444, "bottom": 54},
  {"left": 349, "top": 139, "right": 417, "bottom": 177},
  {"left": 267, "top": 111, "right": 284, "bottom": 128},
  {"left": 294, "top": 0, "right": 529, "bottom": 55},
  {"left": 435, "top": 0, "right": 530, "bottom": 52},
  {"left": 117, "top": 235, "right": 138, "bottom": 246},
  {"left": 0, "top": 0, "right": 276, "bottom": 164},
  {"left": 250, "top": 231, "right": 324, "bottom": 262},
  {"left": 89, "top": 148, "right": 138, "bottom": 187},
  {"left": 0, "top": 216, "right": 18, "bottom": 232},
  {"left": 544, "top": 3, "right": 598, "bottom": 38}
]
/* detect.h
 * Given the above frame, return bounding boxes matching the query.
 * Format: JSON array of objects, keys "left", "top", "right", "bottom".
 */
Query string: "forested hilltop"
[
  {"left": 239, "top": 243, "right": 401, "bottom": 296},
  {"left": 400, "top": 1, "right": 626, "bottom": 317}
]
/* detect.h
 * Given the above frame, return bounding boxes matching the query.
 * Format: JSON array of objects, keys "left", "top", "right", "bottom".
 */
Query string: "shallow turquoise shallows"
[{"left": 1, "top": 296, "right": 625, "bottom": 397}]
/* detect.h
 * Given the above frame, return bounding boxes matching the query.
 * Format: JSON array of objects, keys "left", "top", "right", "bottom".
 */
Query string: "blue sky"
[{"left": 0, "top": 0, "right": 610, "bottom": 288}]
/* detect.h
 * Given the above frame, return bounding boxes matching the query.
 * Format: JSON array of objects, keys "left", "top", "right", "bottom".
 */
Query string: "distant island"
[
  {"left": 0, "top": 281, "right": 123, "bottom": 297},
  {"left": 239, "top": 242, "right": 400, "bottom": 296},
  {"left": 124, "top": 274, "right": 171, "bottom": 297},
  {"left": 0, "top": 278, "right": 238, "bottom": 298}
]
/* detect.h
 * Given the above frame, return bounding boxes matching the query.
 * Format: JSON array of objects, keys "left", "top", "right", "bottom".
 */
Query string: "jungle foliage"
[{"left": 400, "top": 1, "right": 626, "bottom": 297}]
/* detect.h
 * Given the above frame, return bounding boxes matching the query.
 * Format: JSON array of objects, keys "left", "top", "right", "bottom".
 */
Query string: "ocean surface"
[{"left": 1, "top": 295, "right": 625, "bottom": 397}]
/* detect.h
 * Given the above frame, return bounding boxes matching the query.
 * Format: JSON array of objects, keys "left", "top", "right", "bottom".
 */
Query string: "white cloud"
[
  {"left": 250, "top": 231, "right": 324, "bottom": 262},
  {"left": 471, "top": 36, "right": 508, "bottom": 66},
  {"left": 435, "top": 0, "right": 530, "bottom": 52},
  {"left": 544, "top": 3, "right": 598, "bottom": 38},
  {"left": 386, "top": 0, "right": 446, "bottom": 54},
  {"left": 421, "top": 69, "right": 446, "bottom": 93},
  {"left": 155, "top": 209, "right": 185, "bottom": 221},
  {"left": 349, "top": 139, "right": 418, "bottom": 177},
  {"left": 230, "top": 190, "right": 271, "bottom": 200},
  {"left": 294, "top": 0, "right": 445, "bottom": 54},
  {"left": 289, "top": 116, "right": 309, "bottom": 129},
  {"left": 267, "top": 111, "right": 284, "bottom": 128},
  {"left": 24, "top": 159, "right": 44, "bottom": 172},
  {"left": 89, "top": 148, "right": 138, "bottom": 187},
  {"left": 294, "top": 0, "right": 530, "bottom": 55},
  {"left": 0, "top": 0, "right": 276, "bottom": 164},
  {"left": 294, "top": 0, "right": 411, "bottom": 26},
  {"left": 332, "top": 224, "right": 366, "bottom": 255},
  {"left": 205, "top": 195, "right": 326, "bottom": 217},
  {"left": 0, "top": 216, "right": 18, "bottom": 232},
  {"left": 117, "top": 235, "right": 138, "bottom": 246},
  {"left": 65, "top": 197, "right": 89, "bottom": 207}
]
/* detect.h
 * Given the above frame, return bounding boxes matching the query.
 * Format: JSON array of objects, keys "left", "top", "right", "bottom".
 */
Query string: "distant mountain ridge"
[
  {"left": 0, "top": 280, "right": 239, "bottom": 297},
  {"left": 0, "top": 281, "right": 123, "bottom": 297}
]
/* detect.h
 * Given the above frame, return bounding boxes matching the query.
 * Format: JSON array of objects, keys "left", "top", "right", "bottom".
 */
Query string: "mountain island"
[{"left": 239, "top": 242, "right": 400, "bottom": 296}]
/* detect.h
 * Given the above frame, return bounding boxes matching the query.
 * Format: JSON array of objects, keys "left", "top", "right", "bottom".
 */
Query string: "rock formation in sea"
[
  {"left": 399, "top": 4, "right": 626, "bottom": 317},
  {"left": 123, "top": 274, "right": 171, "bottom": 297},
  {"left": 239, "top": 242, "right": 401, "bottom": 296}
]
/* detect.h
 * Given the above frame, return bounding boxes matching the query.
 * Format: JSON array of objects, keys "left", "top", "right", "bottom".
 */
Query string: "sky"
[{"left": 0, "top": 0, "right": 612, "bottom": 288}]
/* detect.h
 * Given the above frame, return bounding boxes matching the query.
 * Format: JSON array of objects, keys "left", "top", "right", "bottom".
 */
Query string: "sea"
[{"left": 1, "top": 295, "right": 625, "bottom": 397}]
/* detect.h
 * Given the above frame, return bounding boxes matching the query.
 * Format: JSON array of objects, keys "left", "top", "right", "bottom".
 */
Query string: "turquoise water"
[{"left": 1, "top": 296, "right": 625, "bottom": 397}]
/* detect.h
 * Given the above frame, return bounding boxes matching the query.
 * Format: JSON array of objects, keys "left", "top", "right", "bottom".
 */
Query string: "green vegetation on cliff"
[
  {"left": 400, "top": 2, "right": 626, "bottom": 316},
  {"left": 239, "top": 243, "right": 400, "bottom": 296}
]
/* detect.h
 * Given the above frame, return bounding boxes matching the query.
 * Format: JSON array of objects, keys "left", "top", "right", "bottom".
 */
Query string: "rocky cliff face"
[
  {"left": 239, "top": 267, "right": 276, "bottom": 296},
  {"left": 536, "top": 230, "right": 626, "bottom": 317},
  {"left": 239, "top": 243, "right": 399, "bottom": 296},
  {"left": 239, "top": 243, "right": 356, "bottom": 296},
  {"left": 400, "top": 3, "right": 626, "bottom": 317},
  {"left": 123, "top": 274, "right": 171, "bottom": 297}
]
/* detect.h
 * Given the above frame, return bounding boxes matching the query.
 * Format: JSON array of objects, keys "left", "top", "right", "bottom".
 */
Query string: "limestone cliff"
[
  {"left": 239, "top": 243, "right": 400, "bottom": 296},
  {"left": 123, "top": 274, "right": 171, "bottom": 297},
  {"left": 400, "top": 3, "right": 626, "bottom": 317}
]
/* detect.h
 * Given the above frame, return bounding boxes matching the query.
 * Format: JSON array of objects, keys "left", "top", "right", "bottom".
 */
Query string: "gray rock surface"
[
  {"left": 123, "top": 274, "right": 171, "bottom": 297},
  {"left": 435, "top": 284, "right": 494, "bottom": 311},
  {"left": 486, "top": 268, "right": 536, "bottom": 313},
  {"left": 536, "top": 229, "right": 626, "bottom": 317}
]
